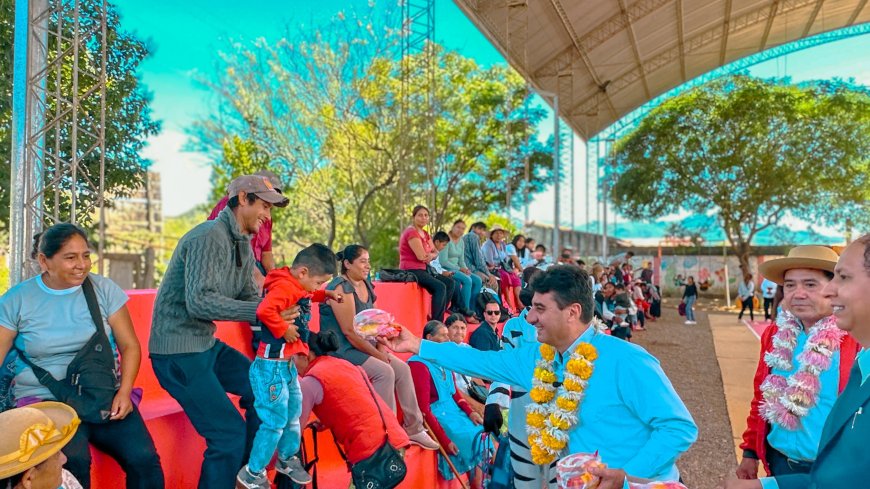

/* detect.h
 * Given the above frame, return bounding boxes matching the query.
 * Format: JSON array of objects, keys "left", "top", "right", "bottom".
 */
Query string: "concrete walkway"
[{"left": 708, "top": 313, "right": 763, "bottom": 462}]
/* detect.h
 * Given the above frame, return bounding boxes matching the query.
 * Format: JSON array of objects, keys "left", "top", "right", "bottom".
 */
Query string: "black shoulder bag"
[
  {"left": 378, "top": 269, "right": 417, "bottom": 283},
  {"left": 17, "top": 277, "right": 118, "bottom": 423},
  {"left": 333, "top": 369, "right": 407, "bottom": 489}
]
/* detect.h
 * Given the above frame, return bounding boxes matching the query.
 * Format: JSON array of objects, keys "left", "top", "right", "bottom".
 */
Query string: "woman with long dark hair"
[
  {"left": 320, "top": 244, "right": 438, "bottom": 450},
  {"left": 0, "top": 224, "right": 164, "bottom": 488},
  {"left": 398, "top": 205, "right": 456, "bottom": 319}
]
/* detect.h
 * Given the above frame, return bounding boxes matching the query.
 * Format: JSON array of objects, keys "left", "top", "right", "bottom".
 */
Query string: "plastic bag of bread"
[
  {"left": 352, "top": 309, "right": 403, "bottom": 340},
  {"left": 556, "top": 452, "right": 607, "bottom": 489}
]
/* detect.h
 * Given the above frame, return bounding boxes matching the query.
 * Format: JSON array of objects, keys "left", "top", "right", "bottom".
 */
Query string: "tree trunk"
[{"left": 733, "top": 240, "right": 752, "bottom": 280}]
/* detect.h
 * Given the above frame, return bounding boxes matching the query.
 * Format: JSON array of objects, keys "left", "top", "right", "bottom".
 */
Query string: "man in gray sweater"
[{"left": 149, "top": 174, "right": 292, "bottom": 489}]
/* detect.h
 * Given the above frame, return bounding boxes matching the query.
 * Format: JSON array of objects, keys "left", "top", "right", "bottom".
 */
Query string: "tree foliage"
[
  {"left": 610, "top": 75, "right": 870, "bottom": 273},
  {"left": 0, "top": 0, "right": 159, "bottom": 232},
  {"left": 190, "top": 4, "right": 553, "bottom": 268}
]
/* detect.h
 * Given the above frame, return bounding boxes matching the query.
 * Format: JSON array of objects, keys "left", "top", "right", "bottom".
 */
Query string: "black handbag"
[
  {"left": 17, "top": 277, "right": 118, "bottom": 423},
  {"left": 466, "top": 380, "right": 489, "bottom": 404},
  {"left": 378, "top": 268, "right": 417, "bottom": 283},
  {"left": 333, "top": 369, "right": 407, "bottom": 489}
]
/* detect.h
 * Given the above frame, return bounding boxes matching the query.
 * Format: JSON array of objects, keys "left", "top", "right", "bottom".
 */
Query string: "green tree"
[
  {"left": 0, "top": 0, "right": 159, "bottom": 230},
  {"left": 609, "top": 75, "right": 870, "bottom": 274},
  {"left": 190, "top": 4, "right": 553, "bottom": 268}
]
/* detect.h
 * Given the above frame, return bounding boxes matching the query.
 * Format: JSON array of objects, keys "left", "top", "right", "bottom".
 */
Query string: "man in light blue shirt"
[
  {"left": 385, "top": 265, "right": 697, "bottom": 488},
  {"left": 760, "top": 278, "right": 777, "bottom": 321},
  {"left": 483, "top": 289, "right": 547, "bottom": 488}
]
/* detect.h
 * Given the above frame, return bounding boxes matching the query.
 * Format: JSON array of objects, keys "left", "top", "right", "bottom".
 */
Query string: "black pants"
[
  {"left": 767, "top": 446, "right": 813, "bottom": 476},
  {"left": 151, "top": 341, "right": 260, "bottom": 489},
  {"left": 764, "top": 297, "right": 774, "bottom": 320},
  {"left": 407, "top": 269, "right": 455, "bottom": 319},
  {"left": 63, "top": 406, "right": 164, "bottom": 489},
  {"left": 739, "top": 296, "right": 755, "bottom": 321}
]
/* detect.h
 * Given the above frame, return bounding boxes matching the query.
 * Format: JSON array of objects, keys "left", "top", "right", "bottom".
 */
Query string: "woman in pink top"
[{"left": 398, "top": 205, "right": 455, "bottom": 320}]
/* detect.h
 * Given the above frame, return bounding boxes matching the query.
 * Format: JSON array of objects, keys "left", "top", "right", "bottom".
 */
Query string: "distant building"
[
  {"left": 104, "top": 171, "right": 163, "bottom": 236},
  {"left": 101, "top": 171, "right": 162, "bottom": 289}
]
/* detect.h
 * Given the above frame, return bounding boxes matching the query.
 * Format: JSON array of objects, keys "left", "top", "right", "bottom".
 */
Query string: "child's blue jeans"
[{"left": 247, "top": 357, "right": 303, "bottom": 473}]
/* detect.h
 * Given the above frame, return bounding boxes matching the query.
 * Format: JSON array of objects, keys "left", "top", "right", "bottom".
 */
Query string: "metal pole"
[
  {"left": 724, "top": 243, "right": 731, "bottom": 308},
  {"left": 570, "top": 129, "right": 575, "bottom": 235},
  {"left": 601, "top": 141, "right": 608, "bottom": 262},
  {"left": 10, "top": 0, "right": 30, "bottom": 286},
  {"left": 10, "top": 0, "right": 47, "bottom": 286},
  {"left": 552, "top": 96, "right": 560, "bottom": 256}
]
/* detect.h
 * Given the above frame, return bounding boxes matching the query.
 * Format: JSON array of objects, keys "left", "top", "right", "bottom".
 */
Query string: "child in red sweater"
[{"left": 237, "top": 243, "right": 343, "bottom": 489}]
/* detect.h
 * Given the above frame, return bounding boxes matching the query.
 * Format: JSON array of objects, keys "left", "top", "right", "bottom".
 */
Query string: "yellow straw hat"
[
  {"left": 0, "top": 402, "right": 80, "bottom": 479},
  {"left": 757, "top": 245, "right": 840, "bottom": 285}
]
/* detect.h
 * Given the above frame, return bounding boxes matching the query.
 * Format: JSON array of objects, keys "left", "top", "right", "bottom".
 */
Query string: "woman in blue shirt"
[{"left": 0, "top": 224, "right": 163, "bottom": 488}]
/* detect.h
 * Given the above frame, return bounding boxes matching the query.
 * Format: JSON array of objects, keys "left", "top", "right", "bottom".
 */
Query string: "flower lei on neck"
[
  {"left": 526, "top": 341, "right": 597, "bottom": 465},
  {"left": 759, "top": 311, "right": 845, "bottom": 430}
]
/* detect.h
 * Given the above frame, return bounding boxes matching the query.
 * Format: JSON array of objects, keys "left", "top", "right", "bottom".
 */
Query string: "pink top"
[{"left": 399, "top": 226, "right": 432, "bottom": 270}]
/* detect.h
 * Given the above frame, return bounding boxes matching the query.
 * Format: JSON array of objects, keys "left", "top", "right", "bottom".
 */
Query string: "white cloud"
[{"left": 141, "top": 130, "right": 213, "bottom": 216}]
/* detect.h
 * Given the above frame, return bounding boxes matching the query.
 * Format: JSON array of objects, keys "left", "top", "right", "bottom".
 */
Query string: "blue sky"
[{"left": 113, "top": 0, "right": 870, "bottom": 236}]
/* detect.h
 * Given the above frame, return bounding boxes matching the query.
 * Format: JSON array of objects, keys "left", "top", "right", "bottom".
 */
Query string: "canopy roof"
[{"left": 454, "top": 0, "right": 870, "bottom": 140}]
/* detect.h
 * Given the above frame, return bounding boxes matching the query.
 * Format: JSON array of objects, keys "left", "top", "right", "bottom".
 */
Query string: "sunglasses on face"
[{"left": 485, "top": 310, "right": 500, "bottom": 315}]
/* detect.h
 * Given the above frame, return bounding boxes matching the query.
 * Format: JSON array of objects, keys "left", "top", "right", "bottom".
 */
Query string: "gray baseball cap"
[{"left": 227, "top": 174, "right": 289, "bottom": 207}]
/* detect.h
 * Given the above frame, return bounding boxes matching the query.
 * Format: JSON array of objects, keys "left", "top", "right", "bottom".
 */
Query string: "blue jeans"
[
  {"left": 452, "top": 271, "right": 483, "bottom": 311},
  {"left": 247, "top": 358, "right": 303, "bottom": 473},
  {"left": 684, "top": 295, "right": 696, "bottom": 321}
]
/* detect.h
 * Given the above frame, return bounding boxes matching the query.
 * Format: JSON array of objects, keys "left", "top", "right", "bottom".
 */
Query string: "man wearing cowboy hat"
[
  {"left": 731, "top": 246, "right": 859, "bottom": 484},
  {"left": 0, "top": 402, "right": 81, "bottom": 489}
]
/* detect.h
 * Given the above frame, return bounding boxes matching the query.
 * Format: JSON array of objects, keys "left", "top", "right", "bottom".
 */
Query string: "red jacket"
[
  {"left": 256, "top": 268, "right": 327, "bottom": 358},
  {"left": 740, "top": 320, "right": 860, "bottom": 475},
  {"left": 306, "top": 356, "right": 409, "bottom": 464}
]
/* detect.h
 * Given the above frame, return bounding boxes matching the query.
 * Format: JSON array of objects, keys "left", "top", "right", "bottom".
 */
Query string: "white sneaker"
[{"left": 684, "top": 320, "right": 693, "bottom": 325}]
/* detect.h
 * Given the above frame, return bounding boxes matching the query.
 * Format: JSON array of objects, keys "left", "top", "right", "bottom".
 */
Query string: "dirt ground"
[{"left": 631, "top": 299, "right": 737, "bottom": 489}]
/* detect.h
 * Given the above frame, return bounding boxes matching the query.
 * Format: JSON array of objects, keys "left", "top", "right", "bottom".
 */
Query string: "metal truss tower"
[
  {"left": 400, "top": 0, "right": 435, "bottom": 224},
  {"left": 10, "top": 0, "right": 109, "bottom": 285},
  {"left": 586, "top": 23, "right": 870, "bottom": 260}
]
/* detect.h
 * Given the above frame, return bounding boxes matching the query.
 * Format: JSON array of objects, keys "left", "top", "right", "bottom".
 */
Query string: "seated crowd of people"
[
  {"left": 1, "top": 171, "right": 867, "bottom": 489},
  {"left": 0, "top": 172, "right": 635, "bottom": 489}
]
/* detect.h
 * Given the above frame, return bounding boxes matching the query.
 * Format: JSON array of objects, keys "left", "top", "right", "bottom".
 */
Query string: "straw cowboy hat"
[
  {"left": 758, "top": 245, "right": 840, "bottom": 285},
  {"left": 0, "top": 402, "right": 80, "bottom": 479},
  {"left": 489, "top": 224, "right": 507, "bottom": 236}
]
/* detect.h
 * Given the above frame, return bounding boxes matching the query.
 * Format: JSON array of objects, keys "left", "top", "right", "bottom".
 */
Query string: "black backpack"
[{"left": 16, "top": 277, "right": 118, "bottom": 423}]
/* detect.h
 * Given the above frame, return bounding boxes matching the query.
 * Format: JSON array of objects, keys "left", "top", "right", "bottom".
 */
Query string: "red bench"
[{"left": 91, "top": 283, "right": 467, "bottom": 488}]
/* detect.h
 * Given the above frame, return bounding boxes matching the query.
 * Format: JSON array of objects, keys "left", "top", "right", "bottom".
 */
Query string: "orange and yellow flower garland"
[{"left": 526, "top": 342, "right": 597, "bottom": 465}]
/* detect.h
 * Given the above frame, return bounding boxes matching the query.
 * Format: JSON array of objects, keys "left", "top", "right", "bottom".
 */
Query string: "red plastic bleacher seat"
[{"left": 90, "top": 283, "right": 471, "bottom": 488}]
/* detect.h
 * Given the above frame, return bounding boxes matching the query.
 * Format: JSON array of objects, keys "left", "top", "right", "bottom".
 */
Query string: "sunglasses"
[{"left": 485, "top": 310, "right": 500, "bottom": 315}]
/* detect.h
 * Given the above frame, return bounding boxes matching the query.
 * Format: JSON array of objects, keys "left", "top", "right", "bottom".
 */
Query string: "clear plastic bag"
[
  {"left": 556, "top": 452, "right": 606, "bottom": 489},
  {"left": 352, "top": 309, "right": 402, "bottom": 341}
]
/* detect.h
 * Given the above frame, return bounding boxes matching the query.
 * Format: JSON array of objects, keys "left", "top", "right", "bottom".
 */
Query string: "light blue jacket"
[{"left": 417, "top": 325, "right": 698, "bottom": 481}]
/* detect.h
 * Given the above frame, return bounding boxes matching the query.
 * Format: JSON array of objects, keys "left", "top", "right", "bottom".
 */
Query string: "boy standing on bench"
[{"left": 237, "top": 244, "right": 343, "bottom": 489}]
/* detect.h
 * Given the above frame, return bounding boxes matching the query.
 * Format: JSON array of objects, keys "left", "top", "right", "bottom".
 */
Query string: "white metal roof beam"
[
  {"left": 532, "top": 0, "right": 673, "bottom": 78},
  {"left": 802, "top": 0, "right": 825, "bottom": 37},
  {"left": 720, "top": 0, "right": 733, "bottom": 65},
  {"left": 676, "top": 0, "right": 686, "bottom": 81},
  {"left": 618, "top": 0, "right": 652, "bottom": 99},
  {"left": 848, "top": 0, "right": 868, "bottom": 24},
  {"left": 760, "top": 1, "right": 781, "bottom": 50},
  {"left": 547, "top": 0, "right": 618, "bottom": 118},
  {"left": 569, "top": 0, "right": 819, "bottom": 118}
]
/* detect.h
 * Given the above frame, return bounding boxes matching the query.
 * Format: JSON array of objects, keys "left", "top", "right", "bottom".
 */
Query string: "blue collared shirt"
[
  {"left": 859, "top": 348, "right": 870, "bottom": 386},
  {"left": 418, "top": 325, "right": 698, "bottom": 482},
  {"left": 767, "top": 328, "right": 841, "bottom": 462}
]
